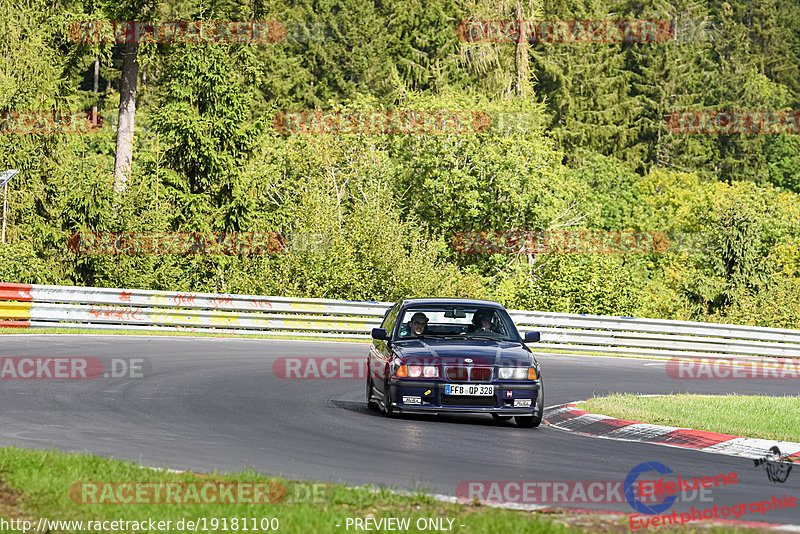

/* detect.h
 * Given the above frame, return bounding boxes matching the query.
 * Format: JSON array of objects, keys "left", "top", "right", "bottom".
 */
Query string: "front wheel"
[
  {"left": 381, "top": 380, "right": 396, "bottom": 417},
  {"left": 516, "top": 380, "right": 543, "bottom": 428},
  {"left": 366, "top": 376, "right": 380, "bottom": 412}
]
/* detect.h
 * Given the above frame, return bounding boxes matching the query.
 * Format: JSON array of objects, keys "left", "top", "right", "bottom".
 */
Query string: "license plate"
[{"left": 444, "top": 384, "right": 494, "bottom": 396}]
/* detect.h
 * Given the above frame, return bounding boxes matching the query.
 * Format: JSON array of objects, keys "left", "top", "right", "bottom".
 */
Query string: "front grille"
[
  {"left": 470, "top": 367, "right": 492, "bottom": 382},
  {"left": 444, "top": 366, "right": 493, "bottom": 382},
  {"left": 441, "top": 395, "right": 497, "bottom": 407},
  {"left": 445, "top": 367, "right": 468, "bottom": 381}
]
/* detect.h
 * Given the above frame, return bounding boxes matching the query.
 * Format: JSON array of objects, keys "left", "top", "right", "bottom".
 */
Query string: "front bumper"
[{"left": 388, "top": 378, "right": 540, "bottom": 415}]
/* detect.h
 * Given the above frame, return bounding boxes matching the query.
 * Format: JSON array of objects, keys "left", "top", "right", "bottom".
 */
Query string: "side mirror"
[
  {"left": 524, "top": 331, "right": 540, "bottom": 343},
  {"left": 372, "top": 328, "right": 388, "bottom": 340}
]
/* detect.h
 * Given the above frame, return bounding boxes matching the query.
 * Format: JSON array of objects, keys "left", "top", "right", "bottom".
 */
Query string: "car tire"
[
  {"left": 366, "top": 376, "right": 380, "bottom": 412},
  {"left": 516, "top": 380, "right": 543, "bottom": 428},
  {"left": 491, "top": 414, "right": 513, "bottom": 423},
  {"left": 381, "top": 379, "right": 396, "bottom": 417}
]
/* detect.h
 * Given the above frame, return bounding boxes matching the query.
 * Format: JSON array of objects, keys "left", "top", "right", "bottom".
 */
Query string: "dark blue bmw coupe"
[{"left": 366, "top": 298, "right": 543, "bottom": 428}]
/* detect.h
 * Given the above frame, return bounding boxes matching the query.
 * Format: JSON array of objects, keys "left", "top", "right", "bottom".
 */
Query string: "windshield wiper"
[{"left": 463, "top": 333, "right": 504, "bottom": 339}]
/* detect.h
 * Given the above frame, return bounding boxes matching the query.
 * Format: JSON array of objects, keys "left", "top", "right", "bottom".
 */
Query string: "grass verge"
[
  {"left": 0, "top": 327, "right": 368, "bottom": 344},
  {"left": 579, "top": 394, "right": 800, "bottom": 443},
  {"left": 0, "top": 446, "right": 766, "bottom": 533},
  {"left": 0, "top": 447, "right": 588, "bottom": 534},
  {"left": 0, "top": 329, "right": 681, "bottom": 360}
]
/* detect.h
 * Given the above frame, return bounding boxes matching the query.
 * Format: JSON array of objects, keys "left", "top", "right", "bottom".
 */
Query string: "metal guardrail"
[
  {"left": 2, "top": 282, "right": 800, "bottom": 358},
  {"left": 0, "top": 283, "right": 390, "bottom": 339}
]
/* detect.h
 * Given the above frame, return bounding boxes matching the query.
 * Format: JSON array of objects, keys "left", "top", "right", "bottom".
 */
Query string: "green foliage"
[
  {"left": 495, "top": 255, "right": 645, "bottom": 316},
  {"left": 150, "top": 44, "right": 263, "bottom": 195},
  {"left": 2, "top": 0, "right": 800, "bottom": 329}
]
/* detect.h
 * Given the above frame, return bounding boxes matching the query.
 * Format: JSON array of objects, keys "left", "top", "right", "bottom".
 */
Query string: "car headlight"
[
  {"left": 399, "top": 365, "right": 439, "bottom": 378},
  {"left": 423, "top": 366, "right": 438, "bottom": 377},
  {"left": 499, "top": 367, "right": 532, "bottom": 379}
]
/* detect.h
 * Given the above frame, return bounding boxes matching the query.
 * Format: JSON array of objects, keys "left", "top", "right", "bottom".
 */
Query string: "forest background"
[{"left": 1, "top": 0, "right": 799, "bottom": 327}]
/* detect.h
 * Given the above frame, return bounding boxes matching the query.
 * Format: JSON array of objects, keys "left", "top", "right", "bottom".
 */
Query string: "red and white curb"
[{"left": 544, "top": 402, "right": 800, "bottom": 462}]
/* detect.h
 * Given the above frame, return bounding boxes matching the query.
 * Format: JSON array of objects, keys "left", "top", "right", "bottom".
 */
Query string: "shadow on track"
[{"left": 328, "top": 399, "right": 525, "bottom": 428}]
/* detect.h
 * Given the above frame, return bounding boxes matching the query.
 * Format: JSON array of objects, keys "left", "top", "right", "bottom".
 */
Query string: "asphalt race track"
[{"left": 1, "top": 335, "right": 799, "bottom": 525}]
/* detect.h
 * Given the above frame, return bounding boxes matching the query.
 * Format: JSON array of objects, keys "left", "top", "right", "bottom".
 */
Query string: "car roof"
[{"left": 399, "top": 298, "right": 505, "bottom": 308}]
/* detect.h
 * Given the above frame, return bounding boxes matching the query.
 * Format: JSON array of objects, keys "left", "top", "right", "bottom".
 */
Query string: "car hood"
[{"left": 392, "top": 338, "right": 535, "bottom": 367}]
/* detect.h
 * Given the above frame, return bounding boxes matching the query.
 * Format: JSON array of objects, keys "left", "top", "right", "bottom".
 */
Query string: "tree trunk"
[
  {"left": 514, "top": 0, "right": 527, "bottom": 97},
  {"left": 92, "top": 57, "right": 99, "bottom": 126},
  {"left": 114, "top": 42, "right": 139, "bottom": 194}
]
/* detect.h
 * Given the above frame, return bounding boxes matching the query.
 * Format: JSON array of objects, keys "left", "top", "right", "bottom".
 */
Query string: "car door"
[{"left": 370, "top": 302, "right": 400, "bottom": 398}]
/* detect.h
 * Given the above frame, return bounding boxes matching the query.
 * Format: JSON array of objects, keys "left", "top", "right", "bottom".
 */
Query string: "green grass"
[
  {"left": 580, "top": 394, "right": 800, "bottom": 443},
  {"left": 0, "top": 330, "right": 676, "bottom": 360},
  {"left": 0, "top": 447, "right": 588, "bottom": 534},
  {"left": 0, "top": 327, "right": 368, "bottom": 344},
  {"left": 0, "top": 447, "right": 764, "bottom": 533}
]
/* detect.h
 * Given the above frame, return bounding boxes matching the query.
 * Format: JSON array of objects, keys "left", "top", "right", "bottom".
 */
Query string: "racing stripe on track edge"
[{"left": 544, "top": 401, "right": 800, "bottom": 462}]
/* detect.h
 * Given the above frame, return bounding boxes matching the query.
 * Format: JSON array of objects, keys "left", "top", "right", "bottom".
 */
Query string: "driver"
[{"left": 407, "top": 312, "right": 429, "bottom": 336}]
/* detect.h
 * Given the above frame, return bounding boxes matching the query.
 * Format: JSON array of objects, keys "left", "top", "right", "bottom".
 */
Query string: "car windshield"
[{"left": 396, "top": 306, "right": 518, "bottom": 342}]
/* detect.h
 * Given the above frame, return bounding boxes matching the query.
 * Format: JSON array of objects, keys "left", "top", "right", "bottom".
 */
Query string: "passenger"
[{"left": 469, "top": 309, "right": 495, "bottom": 333}]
